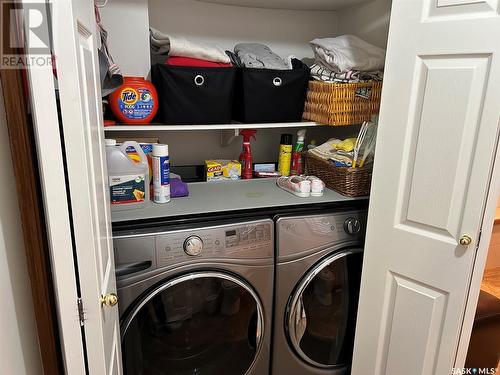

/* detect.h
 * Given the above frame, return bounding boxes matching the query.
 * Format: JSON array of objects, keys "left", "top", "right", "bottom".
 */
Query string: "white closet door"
[
  {"left": 352, "top": 1, "right": 500, "bottom": 375},
  {"left": 52, "top": 1, "right": 121, "bottom": 374}
]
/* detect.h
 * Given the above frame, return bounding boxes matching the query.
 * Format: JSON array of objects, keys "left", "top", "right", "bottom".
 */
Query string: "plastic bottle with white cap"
[
  {"left": 105, "top": 139, "right": 150, "bottom": 210},
  {"left": 152, "top": 144, "right": 170, "bottom": 204}
]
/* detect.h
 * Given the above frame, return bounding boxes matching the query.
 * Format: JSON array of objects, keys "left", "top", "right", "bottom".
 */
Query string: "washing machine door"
[
  {"left": 121, "top": 271, "right": 264, "bottom": 375},
  {"left": 286, "top": 248, "right": 363, "bottom": 369}
]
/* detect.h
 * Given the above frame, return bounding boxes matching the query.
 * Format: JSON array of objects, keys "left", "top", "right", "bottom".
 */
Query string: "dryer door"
[
  {"left": 121, "top": 271, "right": 264, "bottom": 375},
  {"left": 286, "top": 248, "right": 363, "bottom": 369}
]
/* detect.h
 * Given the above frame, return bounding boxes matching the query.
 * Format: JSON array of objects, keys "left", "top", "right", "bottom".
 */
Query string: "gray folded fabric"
[
  {"left": 150, "top": 28, "right": 231, "bottom": 64},
  {"left": 234, "top": 43, "right": 289, "bottom": 70}
]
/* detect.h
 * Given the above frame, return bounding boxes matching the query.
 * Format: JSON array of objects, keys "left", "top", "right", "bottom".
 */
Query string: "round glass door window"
[
  {"left": 286, "top": 249, "right": 363, "bottom": 368},
  {"left": 121, "top": 271, "right": 264, "bottom": 375}
]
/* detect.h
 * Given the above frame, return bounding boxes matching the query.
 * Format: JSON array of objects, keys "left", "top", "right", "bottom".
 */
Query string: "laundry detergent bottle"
[
  {"left": 108, "top": 77, "right": 158, "bottom": 124},
  {"left": 106, "top": 139, "right": 150, "bottom": 211}
]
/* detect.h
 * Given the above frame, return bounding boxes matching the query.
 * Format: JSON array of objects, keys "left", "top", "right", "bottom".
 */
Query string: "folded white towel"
[
  {"left": 150, "top": 28, "right": 231, "bottom": 64},
  {"left": 310, "top": 35, "right": 385, "bottom": 73}
]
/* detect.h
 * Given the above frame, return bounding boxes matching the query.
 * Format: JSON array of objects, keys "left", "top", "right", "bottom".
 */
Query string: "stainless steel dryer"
[
  {"left": 272, "top": 210, "right": 366, "bottom": 375},
  {"left": 113, "top": 218, "right": 274, "bottom": 375}
]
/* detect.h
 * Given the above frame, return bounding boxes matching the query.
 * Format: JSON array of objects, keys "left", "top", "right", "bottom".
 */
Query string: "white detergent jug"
[{"left": 106, "top": 139, "right": 150, "bottom": 211}]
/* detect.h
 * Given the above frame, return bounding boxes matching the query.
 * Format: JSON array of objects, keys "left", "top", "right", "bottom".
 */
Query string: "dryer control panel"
[{"left": 276, "top": 210, "right": 367, "bottom": 262}]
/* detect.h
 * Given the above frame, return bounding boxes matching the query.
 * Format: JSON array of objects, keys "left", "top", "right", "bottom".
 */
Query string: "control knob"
[
  {"left": 344, "top": 218, "right": 361, "bottom": 234},
  {"left": 184, "top": 235, "right": 203, "bottom": 256}
]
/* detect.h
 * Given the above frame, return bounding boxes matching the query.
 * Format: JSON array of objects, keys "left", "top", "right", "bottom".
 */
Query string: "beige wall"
[
  {"left": 338, "top": 0, "right": 392, "bottom": 48},
  {"left": 0, "top": 83, "right": 43, "bottom": 374}
]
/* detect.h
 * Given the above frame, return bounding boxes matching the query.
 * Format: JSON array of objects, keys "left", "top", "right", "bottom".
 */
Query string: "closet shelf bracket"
[{"left": 220, "top": 129, "right": 240, "bottom": 146}]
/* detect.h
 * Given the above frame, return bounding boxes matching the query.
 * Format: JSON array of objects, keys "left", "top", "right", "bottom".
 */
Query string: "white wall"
[
  {"left": 148, "top": 0, "right": 338, "bottom": 60},
  {"left": 100, "top": 0, "right": 340, "bottom": 78},
  {"left": 337, "top": 0, "right": 392, "bottom": 48},
  {"left": 111, "top": 125, "right": 358, "bottom": 166},
  {"left": 99, "top": 0, "right": 386, "bottom": 167},
  {"left": 0, "top": 84, "right": 43, "bottom": 374},
  {"left": 99, "top": 0, "right": 151, "bottom": 77}
]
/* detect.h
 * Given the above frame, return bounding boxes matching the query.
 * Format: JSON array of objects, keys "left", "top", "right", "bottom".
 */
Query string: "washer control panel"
[
  {"left": 156, "top": 219, "right": 273, "bottom": 267},
  {"left": 183, "top": 235, "right": 204, "bottom": 256}
]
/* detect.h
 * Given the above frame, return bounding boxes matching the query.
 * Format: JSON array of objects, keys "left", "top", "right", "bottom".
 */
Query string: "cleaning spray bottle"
[
  {"left": 290, "top": 129, "right": 306, "bottom": 175},
  {"left": 239, "top": 129, "right": 257, "bottom": 179}
]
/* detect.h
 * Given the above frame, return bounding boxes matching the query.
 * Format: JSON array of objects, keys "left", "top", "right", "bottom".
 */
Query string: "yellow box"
[{"left": 205, "top": 160, "right": 241, "bottom": 181}]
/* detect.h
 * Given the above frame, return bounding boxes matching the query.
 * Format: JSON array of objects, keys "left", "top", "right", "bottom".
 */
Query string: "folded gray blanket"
[{"left": 234, "top": 43, "right": 290, "bottom": 70}]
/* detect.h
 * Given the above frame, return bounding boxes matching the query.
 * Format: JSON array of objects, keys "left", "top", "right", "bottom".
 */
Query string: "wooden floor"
[{"left": 481, "top": 267, "right": 500, "bottom": 299}]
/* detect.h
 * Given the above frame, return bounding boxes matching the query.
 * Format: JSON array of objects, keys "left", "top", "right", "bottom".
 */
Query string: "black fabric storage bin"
[
  {"left": 151, "top": 64, "right": 236, "bottom": 124},
  {"left": 233, "top": 59, "right": 310, "bottom": 123}
]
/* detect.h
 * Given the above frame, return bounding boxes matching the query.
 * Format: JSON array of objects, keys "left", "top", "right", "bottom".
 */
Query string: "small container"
[
  {"left": 108, "top": 76, "right": 158, "bottom": 124},
  {"left": 278, "top": 134, "right": 293, "bottom": 177},
  {"left": 152, "top": 144, "right": 170, "bottom": 204}
]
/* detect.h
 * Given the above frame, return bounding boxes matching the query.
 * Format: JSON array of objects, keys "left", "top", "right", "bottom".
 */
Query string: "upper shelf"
[
  {"left": 104, "top": 121, "right": 324, "bottom": 131},
  {"left": 195, "top": 0, "right": 371, "bottom": 11}
]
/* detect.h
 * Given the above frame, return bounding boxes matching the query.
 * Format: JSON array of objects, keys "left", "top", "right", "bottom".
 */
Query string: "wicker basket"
[
  {"left": 304, "top": 152, "right": 372, "bottom": 197},
  {"left": 303, "top": 80, "right": 382, "bottom": 126}
]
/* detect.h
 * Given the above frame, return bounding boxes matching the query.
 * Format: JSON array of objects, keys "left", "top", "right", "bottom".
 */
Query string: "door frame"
[
  {"left": 7, "top": 2, "right": 499, "bottom": 373},
  {"left": 0, "top": 62, "right": 64, "bottom": 375},
  {"left": 2, "top": 2, "right": 88, "bottom": 371},
  {"left": 22, "top": 53, "right": 88, "bottom": 374},
  {"left": 455, "top": 127, "right": 500, "bottom": 367}
]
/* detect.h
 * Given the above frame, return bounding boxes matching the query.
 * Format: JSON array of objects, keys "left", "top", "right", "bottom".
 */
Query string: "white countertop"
[{"left": 111, "top": 178, "right": 366, "bottom": 223}]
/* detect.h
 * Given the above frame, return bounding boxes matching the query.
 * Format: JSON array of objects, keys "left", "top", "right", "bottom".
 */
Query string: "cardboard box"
[{"left": 205, "top": 160, "right": 241, "bottom": 181}]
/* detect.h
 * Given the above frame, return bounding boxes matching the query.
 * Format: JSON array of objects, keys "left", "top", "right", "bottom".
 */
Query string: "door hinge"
[
  {"left": 77, "top": 298, "right": 85, "bottom": 326},
  {"left": 476, "top": 228, "right": 483, "bottom": 250}
]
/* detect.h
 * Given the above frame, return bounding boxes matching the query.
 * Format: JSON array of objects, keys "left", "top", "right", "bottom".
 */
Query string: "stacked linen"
[
  {"left": 309, "top": 35, "right": 385, "bottom": 83},
  {"left": 150, "top": 27, "right": 232, "bottom": 66}
]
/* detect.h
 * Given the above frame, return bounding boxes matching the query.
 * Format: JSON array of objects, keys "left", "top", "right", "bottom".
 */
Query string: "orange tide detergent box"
[{"left": 205, "top": 160, "right": 241, "bottom": 181}]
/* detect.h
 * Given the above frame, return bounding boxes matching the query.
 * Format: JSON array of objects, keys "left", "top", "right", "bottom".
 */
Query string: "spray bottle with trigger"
[
  {"left": 290, "top": 129, "right": 307, "bottom": 175},
  {"left": 239, "top": 129, "right": 257, "bottom": 179}
]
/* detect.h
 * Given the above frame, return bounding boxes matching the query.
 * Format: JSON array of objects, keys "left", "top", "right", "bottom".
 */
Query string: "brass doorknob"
[
  {"left": 459, "top": 235, "right": 472, "bottom": 247},
  {"left": 100, "top": 293, "right": 118, "bottom": 307}
]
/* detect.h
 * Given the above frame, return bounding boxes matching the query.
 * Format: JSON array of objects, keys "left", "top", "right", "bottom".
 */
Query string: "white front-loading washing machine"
[
  {"left": 113, "top": 217, "right": 274, "bottom": 375},
  {"left": 272, "top": 210, "right": 366, "bottom": 375}
]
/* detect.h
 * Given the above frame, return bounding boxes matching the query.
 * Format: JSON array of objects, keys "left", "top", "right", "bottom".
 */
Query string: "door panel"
[
  {"left": 352, "top": 0, "right": 500, "bottom": 374},
  {"left": 400, "top": 55, "right": 490, "bottom": 239},
  {"left": 52, "top": 1, "right": 121, "bottom": 374},
  {"left": 379, "top": 273, "right": 448, "bottom": 375}
]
